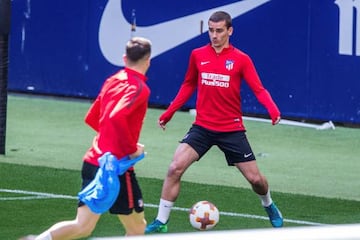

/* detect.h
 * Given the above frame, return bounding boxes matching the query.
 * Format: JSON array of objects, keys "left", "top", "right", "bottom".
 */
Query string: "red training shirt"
[
  {"left": 163, "top": 44, "right": 280, "bottom": 132},
  {"left": 83, "top": 67, "right": 150, "bottom": 166}
]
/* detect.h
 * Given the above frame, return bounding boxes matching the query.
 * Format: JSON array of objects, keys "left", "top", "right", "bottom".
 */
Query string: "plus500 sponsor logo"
[{"left": 201, "top": 73, "right": 230, "bottom": 88}]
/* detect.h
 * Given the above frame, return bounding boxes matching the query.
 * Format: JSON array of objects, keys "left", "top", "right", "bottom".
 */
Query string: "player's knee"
[
  {"left": 247, "top": 174, "right": 265, "bottom": 187},
  {"left": 167, "top": 163, "right": 184, "bottom": 178}
]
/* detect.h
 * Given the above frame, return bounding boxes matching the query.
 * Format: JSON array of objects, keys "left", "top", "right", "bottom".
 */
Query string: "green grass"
[
  {"left": 2, "top": 94, "right": 360, "bottom": 200},
  {"left": 1, "top": 162, "right": 360, "bottom": 239},
  {"left": 1, "top": 94, "right": 360, "bottom": 239}
]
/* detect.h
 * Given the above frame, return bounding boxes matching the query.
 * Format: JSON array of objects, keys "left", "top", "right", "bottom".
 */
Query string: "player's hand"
[
  {"left": 158, "top": 119, "right": 166, "bottom": 130},
  {"left": 158, "top": 111, "right": 174, "bottom": 130},
  {"left": 272, "top": 116, "right": 281, "bottom": 125},
  {"left": 129, "top": 143, "right": 145, "bottom": 159}
]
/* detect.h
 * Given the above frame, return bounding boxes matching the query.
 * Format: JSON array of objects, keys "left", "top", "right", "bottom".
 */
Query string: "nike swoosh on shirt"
[{"left": 99, "top": 0, "right": 271, "bottom": 66}]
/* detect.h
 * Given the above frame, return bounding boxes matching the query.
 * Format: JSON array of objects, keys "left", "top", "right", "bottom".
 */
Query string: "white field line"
[
  {"left": 242, "top": 116, "right": 335, "bottom": 130},
  {"left": 0, "top": 188, "right": 326, "bottom": 226},
  {"left": 189, "top": 109, "right": 335, "bottom": 130}
]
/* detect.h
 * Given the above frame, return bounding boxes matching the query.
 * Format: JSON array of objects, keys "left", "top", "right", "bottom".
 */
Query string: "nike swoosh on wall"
[{"left": 99, "top": 0, "right": 271, "bottom": 66}]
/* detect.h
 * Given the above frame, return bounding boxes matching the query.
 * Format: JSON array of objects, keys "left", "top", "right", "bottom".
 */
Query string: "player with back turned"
[
  {"left": 22, "top": 37, "right": 152, "bottom": 240},
  {"left": 146, "top": 11, "right": 283, "bottom": 233}
]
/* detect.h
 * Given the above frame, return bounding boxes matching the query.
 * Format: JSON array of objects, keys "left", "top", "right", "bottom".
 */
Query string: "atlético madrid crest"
[{"left": 225, "top": 60, "right": 234, "bottom": 70}]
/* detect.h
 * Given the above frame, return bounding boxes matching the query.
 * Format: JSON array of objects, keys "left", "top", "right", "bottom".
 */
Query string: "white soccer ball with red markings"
[{"left": 189, "top": 200, "right": 220, "bottom": 230}]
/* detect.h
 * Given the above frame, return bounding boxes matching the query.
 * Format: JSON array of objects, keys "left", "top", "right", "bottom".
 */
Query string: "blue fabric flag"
[{"left": 78, "top": 152, "right": 145, "bottom": 214}]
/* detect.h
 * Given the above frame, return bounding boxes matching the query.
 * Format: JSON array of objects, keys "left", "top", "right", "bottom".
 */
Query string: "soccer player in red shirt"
[
  {"left": 28, "top": 37, "right": 152, "bottom": 240},
  {"left": 146, "top": 11, "right": 283, "bottom": 233}
]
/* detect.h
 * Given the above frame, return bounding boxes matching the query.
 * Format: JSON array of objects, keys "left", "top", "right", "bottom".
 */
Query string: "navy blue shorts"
[
  {"left": 180, "top": 124, "right": 256, "bottom": 165},
  {"left": 78, "top": 161, "right": 144, "bottom": 215}
]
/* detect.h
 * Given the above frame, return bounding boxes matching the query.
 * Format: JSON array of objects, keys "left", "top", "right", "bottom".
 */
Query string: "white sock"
[
  {"left": 156, "top": 199, "right": 174, "bottom": 224},
  {"left": 258, "top": 190, "right": 273, "bottom": 207},
  {"left": 35, "top": 231, "right": 52, "bottom": 240}
]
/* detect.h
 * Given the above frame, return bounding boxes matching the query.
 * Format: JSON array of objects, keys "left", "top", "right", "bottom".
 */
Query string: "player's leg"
[
  {"left": 24, "top": 162, "right": 102, "bottom": 240},
  {"left": 118, "top": 211, "right": 146, "bottom": 236},
  {"left": 145, "top": 142, "right": 199, "bottom": 233},
  {"left": 235, "top": 160, "right": 268, "bottom": 195},
  {"left": 146, "top": 125, "right": 211, "bottom": 233},
  {"left": 35, "top": 205, "right": 100, "bottom": 240},
  {"left": 219, "top": 131, "right": 283, "bottom": 227},
  {"left": 161, "top": 142, "right": 199, "bottom": 201},
  {"left": 236, "top": 161, "right": 283, "bottom": 227},
  {"left": 111, "top": 170, "right": 146, "bottom": 236}
]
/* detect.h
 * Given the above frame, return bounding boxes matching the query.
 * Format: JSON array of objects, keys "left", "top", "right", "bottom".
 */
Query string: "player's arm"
[
  {"left": 256, "top": 89, "right": 281, "bottom": 125},
  {"left": 159, "top": 52, "right": 198, "bottom": 129},
  {"left": 85, "top": 95, "right": 101, "bottom": 131},
  {"left": 108, "top": 88, "right": 145, "bottom": 156},
  {"left": 243, "top": 56, "right": 281, "bottom": 125}
]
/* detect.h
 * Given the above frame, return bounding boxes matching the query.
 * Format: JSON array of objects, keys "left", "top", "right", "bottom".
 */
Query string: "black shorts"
[
  {"left": 180, "top": 124, "right": 256, "bottom": 165},
  {"left": 78, "top": 161, "right": 144, "bottom": 215}
]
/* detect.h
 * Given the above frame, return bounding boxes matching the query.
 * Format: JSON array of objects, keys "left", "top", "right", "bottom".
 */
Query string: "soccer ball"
[{"left": 189, "top": 200, "right": 219, "bottom": 230}]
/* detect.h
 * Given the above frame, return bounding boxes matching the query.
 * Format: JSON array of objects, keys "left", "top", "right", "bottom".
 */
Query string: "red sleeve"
[
  {"left": 109, "top": 88, "right": 147, "bottom": 154},
  {"left": 101, "top": 84, "right": 148, "bottom": 157},
  {"left": 256, "top": 89, "right": 280, "bottom": 123},
  {"left": 242, "top": 55, "right": 280, "bottom": 122},
  {"left": 84, "top": 95, "right": 101, "bottom": 132},
  {"left": 159, "top": 52, "right": 198, "bottom": 123}
]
